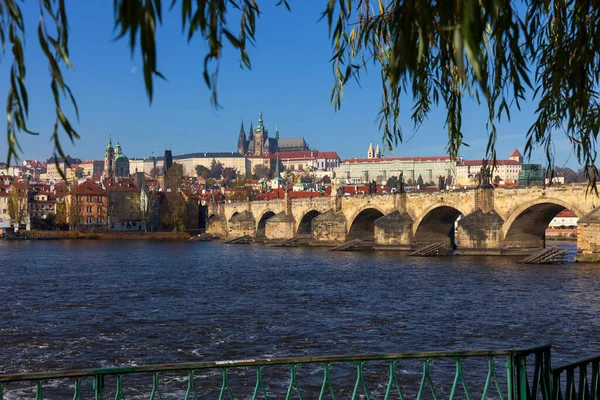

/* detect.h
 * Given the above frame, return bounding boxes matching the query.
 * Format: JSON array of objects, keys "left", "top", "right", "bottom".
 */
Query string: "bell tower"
[{"left": 104, "top": 136, "right": 114, "bottom": 177}]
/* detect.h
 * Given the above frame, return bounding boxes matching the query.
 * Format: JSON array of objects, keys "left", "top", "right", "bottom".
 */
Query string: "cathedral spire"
[
  {"left": 276, "top": 122, "right": 279, "bottom": 140},
  {"left": 248, "top": 121, "right": 254, "bottom": 141},
  {"left": 237, "top": 120, "right": 247, "bottom": 155}
]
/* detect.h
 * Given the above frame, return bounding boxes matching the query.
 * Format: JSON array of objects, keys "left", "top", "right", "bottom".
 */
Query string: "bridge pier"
[
  {"left": 206, "top": 215, "right": 227, "bottom": 237},
  {"left": 455, "top": 210, "right": 506, "bottom": 255},
  {"left": 373, "top": 211, "right": 414, "bottom": 250},
  {"left": 265, "top": 212, "right": 295, "bottom": 243},
  {"left": 228, "top": 211, "right": 256, "bottom": 238},
  {"left": 310, "top": 210, "right": 347, "bottom": 244},
  {"left": 575, "top": 208, "right": 600, "bottom": 262}
]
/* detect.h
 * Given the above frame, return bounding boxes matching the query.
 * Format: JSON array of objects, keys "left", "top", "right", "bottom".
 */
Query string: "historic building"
[
  {"left": 455, "top": 149, "right": 525, "bottom": 186},
  {"left": 335, "top": 155, "right": 456, "bottom": 185},
  {"left": 237, "top": 112, "right": 309, "bottom": 156},
  {"left": 104, "top": 137, "right": 130, "bottom": 178}
]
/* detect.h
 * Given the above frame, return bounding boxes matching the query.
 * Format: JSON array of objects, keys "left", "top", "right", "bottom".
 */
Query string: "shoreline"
[{"left": 22, "top": 230, "right": 191, "bottom": 241}]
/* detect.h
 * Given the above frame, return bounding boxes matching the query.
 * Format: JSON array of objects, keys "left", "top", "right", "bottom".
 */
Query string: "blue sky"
[{"left": 0, "top": 1, "right": 579, "bottom": 168}]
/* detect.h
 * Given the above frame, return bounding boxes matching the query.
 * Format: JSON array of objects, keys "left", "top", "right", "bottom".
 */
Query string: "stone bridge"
[{"left": 206, "top": 184, "right": 600, "bottom": 261}]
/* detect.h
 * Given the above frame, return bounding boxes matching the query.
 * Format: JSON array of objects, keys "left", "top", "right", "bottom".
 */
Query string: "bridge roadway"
[{"left": 206, "top": 184, "right": 600, "bottom": 261}]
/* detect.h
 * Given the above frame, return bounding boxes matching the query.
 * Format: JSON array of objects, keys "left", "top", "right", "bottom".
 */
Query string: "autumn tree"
[
  {"left": 386, "top": 176, "right": 398, "bottom": 189},
  {"left": 161, "top": 192, "right": 187, "bottom": 232},
  {"left": 221, "top": 167, "right": 237, "bottom": 187},
  {"left": 252, "top": 164, "right": 270, "bottom": 180},
  {"left": 8, "top": 181, "right": 28, "bottom": 227},
  {"left": 140, "top": 189, "right": 160, "bottom": 232},
  {"left": 4, "top": 1, "right": 600, "bottom": 187},
  {"left": 209, "top": 159, "right": 223, "bottom": 180},
  {"left": 164, "top": 162, "right": 185, "bottom": 192},
  {"left": 67, "top": 181, "right": 82, "bottom": 231},
  {"left": 195, "top": 165, "right": 210, "bottom": 181}
]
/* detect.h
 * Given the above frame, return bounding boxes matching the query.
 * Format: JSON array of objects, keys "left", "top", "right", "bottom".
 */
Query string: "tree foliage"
[
  {"left": 164, "top": 162, "right": 185, "bottom": 191},
  {"left": 3, "top": 0, "right": 600, "bottom": 189},
  {"left": 209, "top": 159, "right": 223, "bottom": 179},
  {"left": 8, "top": 181, "right": 27, "bottom": 225},
  {"left": 195, "top": 165, "right": 210, "bottom": 180},
  {"left": 252, "top": 164, "right": 270, "bottom": 180}
]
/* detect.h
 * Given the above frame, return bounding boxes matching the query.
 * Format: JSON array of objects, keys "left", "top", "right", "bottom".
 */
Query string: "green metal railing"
[
  {"left": 0, "top": 344, "right": 554, "bottom": 400},
  {"left": 552, "top": 353, "right": 600, "bottom": 400}
]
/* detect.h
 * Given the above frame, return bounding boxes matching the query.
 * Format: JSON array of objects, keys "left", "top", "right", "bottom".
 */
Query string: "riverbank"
[{"left": 26, "top": 230, "right": 190, "bottom": 241}]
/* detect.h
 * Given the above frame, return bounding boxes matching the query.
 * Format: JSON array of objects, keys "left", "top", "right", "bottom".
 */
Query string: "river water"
[{"left": 0, "top": 240, "right": 598, "bottom": 396}]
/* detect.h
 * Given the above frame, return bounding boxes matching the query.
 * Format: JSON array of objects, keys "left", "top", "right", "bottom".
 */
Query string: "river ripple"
[{"left": 0, "top": 239, "right": 598, "bottom": 376}]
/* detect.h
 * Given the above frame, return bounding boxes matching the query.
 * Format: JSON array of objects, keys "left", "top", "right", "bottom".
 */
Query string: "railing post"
[
  {"left": 507, "top": 355, "right": 516, "bottom": 400},
  {"left": 516, "top": 354, "right": 530, "bottom": 400}
]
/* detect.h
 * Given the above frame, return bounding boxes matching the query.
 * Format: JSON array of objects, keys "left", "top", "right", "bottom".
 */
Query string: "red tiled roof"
[
  {"left": 76, "top": 180, "right": 105, "bottom": 196},
  {"left": 104, "top": 178, "right": 139, "bottom": 192},
  {"left": 277, "top": 151, "right": 318, "bottom": 160},
  {"left": 342, "top": 156, "right": 452, "bottom": 164},
  {"left": 511, "top": 149, "right": 523, "bottom": 157},
  {"left": 556, "top": 209, "right": 577, "bottom": 218},
  {"left": 459, "top": 159, "right": 520, "bottom": 166},
  {"left": 316, "top": 151, "right": 340, "bottom": 159}
]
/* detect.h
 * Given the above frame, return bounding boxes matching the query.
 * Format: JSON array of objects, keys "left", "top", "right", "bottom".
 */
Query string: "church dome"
[{"left": 115, "top": 153, "right": 129, "bottom": 163}]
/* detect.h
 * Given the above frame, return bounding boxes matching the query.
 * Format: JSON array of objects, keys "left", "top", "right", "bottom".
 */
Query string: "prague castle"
[{"left": 237, "top": 112, "right": 309, "bottom": 156}]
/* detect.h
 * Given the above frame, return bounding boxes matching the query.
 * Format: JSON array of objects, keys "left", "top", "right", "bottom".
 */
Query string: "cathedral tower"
[
  {"left": 237, "top": 120, "right": 247, "bottom": 155},
  {"left": 253, "top": 112, "right": 269, "bottom": 156}
]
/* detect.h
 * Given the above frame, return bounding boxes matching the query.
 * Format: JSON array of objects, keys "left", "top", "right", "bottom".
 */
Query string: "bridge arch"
[
  {"left": 502, "top": 197, "right": 583, "bottom": 248},
  {"left": 347, "top": 207, "right": 385, "bottom": 241},
  {"left": 297, "top": 210, "right": 321, "bottom": 235},
  {"left": 412, "top": 202, "right": 469, "bottom": 248},
  {"left": 256, "top": 210, "right": 276, "bottom": 240}
]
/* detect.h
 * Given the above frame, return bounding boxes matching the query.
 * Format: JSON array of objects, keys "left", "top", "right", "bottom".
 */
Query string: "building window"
[{"left": 97, "top": 206, "right": 102, "bottom": 213}]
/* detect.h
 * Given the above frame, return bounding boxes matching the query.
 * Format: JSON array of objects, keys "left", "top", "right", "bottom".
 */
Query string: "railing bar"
[
  {"left": 567, "top": 368, "right": 576, "bottom": 400},
  {"left": 218, "top": 368, "right": 233, "bottom": 400},
  {"left": 459, "top": 359, "right": 471, "bottom": 400},
  {"left": 114, "top": 375, "right": 125, "bottom": 400},
  {"left": 384, "top": 360, "right": 404, "bottom": 400},
  {"left": 35, "top": 380, "right": 43, "bottom": 400},
  {"left": 552, "top": 373, "right": 562, "bottom": 400},
  {"left": 285, "top": 364, "right": 302, "bottom": 400},
  {"left": 578, "top": 364, "right": 589, "bottom": 400},
  {"left": 449, "top": 359, "right": 461, "bottom": 400},
  {"left": 482, "top": 358, "right": 494, "bottom": 400},
  {"left": 543, "top": 348, "right": 553, "bottom": 400},
  {"left": 554, "top": 356, "right": 600, "bottom": 375},
  {"left": 94, "top": 375, "right": 103, "bottom": 400},
  {"left": 318, "top": 363, "right": 336, "bottom": 400},
  {"left": 0, "top": 345, "right": 553, "bottom": 383},
  {"left": 591, "top": 361, "right": 599, "bottom": 400},
  {"left": 532, "top": 351, "right": 542, "bottom": 400},
  {"left": 149, "top": 372, "right": 163, "bottom": 400},
  {"left": 72, "top": 377, "right": 83, "bottom": 400},
  {"left": 507, "top": 355, "right": 515, "bottom": 400},
  {"left": 252, "top": 366, "right": 268, "bottom": 400},
  {"left": 491, "top": 357, "right": 506, "bottom": 400},
  {"left": 184, "top": 369, "right": 199, "bottom": 400}
]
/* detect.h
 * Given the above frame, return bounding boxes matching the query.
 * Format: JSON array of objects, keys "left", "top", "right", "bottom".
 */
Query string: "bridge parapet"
[{"left": 207, "top": 184, "right": 600, "bottom": 259}]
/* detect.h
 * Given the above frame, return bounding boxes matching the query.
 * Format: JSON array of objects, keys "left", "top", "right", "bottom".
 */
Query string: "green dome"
[{"left": 114, "top": 153, "right": 129, "bottom": 162}]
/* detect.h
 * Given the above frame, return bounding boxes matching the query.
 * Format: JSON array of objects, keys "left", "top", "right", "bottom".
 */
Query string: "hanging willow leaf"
[{"left": 3, "top": 0, "right": 600, "bottom": 191}]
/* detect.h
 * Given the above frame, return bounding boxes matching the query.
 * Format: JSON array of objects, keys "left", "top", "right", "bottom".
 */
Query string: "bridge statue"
[
  {"left": 478, "top": 164, "right": 492, "bottom": 188},
  {"left": 397, "top": 172, "right": 405, "bottom": 193}
]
